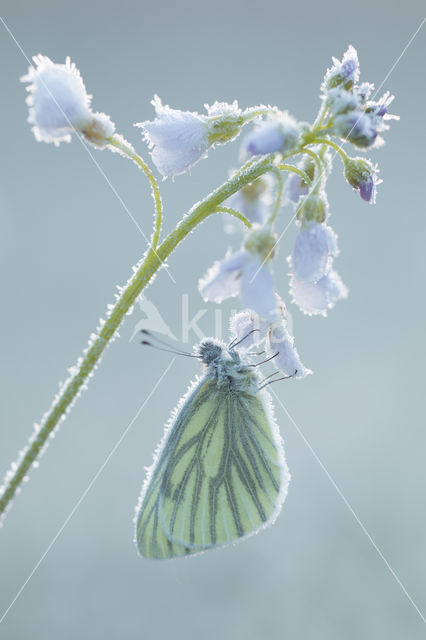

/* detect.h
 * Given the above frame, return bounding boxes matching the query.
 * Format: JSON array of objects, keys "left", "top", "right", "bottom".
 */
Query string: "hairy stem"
[
  {"left": 107, "top": 136, "right": 164, "bottom": 248},
  {"left": 0, "top": 154, "right": 275, "bottom": 520}
]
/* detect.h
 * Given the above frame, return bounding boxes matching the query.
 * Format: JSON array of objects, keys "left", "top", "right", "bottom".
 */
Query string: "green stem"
[
  {"left": 213, "top": 206, "right": 252, "bottom": 229},
  {"left": 107, "top": 136, "right": 164, "bottom": 249},
  {"left": 313, "top": 138, "right": 349, "bottom": 164},
  {"left": 300, "top": 147, "right": 324, "bottom": 179},
  {"left": 0, "top": 154, "right": 276, "bottom": 521},
  {"left": 276, "top": 164, "right": 312, "bottom": 186},
  {"left": 312, "top": 99, "right": 329, "bottom": 130},
  {"left": 267, "top": 168, "right": 284, "bottom": 224}
]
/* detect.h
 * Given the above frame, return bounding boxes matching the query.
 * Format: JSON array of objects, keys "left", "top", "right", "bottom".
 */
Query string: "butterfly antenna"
[
  {"left": 140, "top": 330, "right": 197, "bottom": 358},
  {"left": 249, "top": 351, "right": 279, "bottom": 367},
  {"left": 229, "top": 329, "right": 260, "bottom": 350},
  {"left": 257, "top": 369, "right": 298, "bottom": 391},
  {"left": 259, "top": 371, "right": 282, "bottom": 385}
]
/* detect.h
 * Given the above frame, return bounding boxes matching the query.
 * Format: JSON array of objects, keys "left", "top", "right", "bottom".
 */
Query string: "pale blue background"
[{"left": 0, "top": 1, "right": 425, "bottom": 638}]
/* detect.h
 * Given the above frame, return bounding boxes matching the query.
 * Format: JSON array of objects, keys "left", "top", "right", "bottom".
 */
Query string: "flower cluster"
[
  {"left": 322, "top": 47, "right": 399, "bottom": 151},
  {"left": 22, "top": 46, "right": 397, "bottom": 385}
]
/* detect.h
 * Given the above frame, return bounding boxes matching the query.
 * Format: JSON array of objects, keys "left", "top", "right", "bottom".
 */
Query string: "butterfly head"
[{"left": 195, "top": 338, "right": 226, "bottom": 365}]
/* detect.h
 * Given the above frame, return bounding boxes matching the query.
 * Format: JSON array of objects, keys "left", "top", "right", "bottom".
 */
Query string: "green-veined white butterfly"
[{"left": 135, "top": 335, "right": 291, "bottom": 559}]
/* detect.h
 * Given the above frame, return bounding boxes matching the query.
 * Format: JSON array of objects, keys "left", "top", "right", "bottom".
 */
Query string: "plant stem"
[
  {"left": 107, "top": 136, "right": 164, "bottom": 249},
  {"left": 276, "top": 164, "right": 312, "bottom": 186},
  {"left": 213, "top": 206, "right": 252, "bottom": 228},
  {"left": 267, "top": 167, "right": 284, "bottom": 224},
  {"left": 0, "top": 154, "right": 275, "bottom": 521},
  {"left": 313, "top": 137, "right": 349, "bottom": 164}
]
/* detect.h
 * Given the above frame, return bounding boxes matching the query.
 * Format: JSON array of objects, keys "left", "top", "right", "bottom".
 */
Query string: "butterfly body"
[{"left": 135, "top": 338, "right": 289, "bottom": 559}]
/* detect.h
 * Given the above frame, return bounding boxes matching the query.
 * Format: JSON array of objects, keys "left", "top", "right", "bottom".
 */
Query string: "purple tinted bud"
[
  {"left": 359, "top": 176, "right": 374, "bottom": 202},
  {"left": 376, "top": 105, "right": 387, "bottom": 117},
  {"left": 246, "top": 124, "right": 285, "bottom": 154},
  {"left": 245, "top": 112, "right": 301, "bottom": 156},
  {"left": 341, "top": 58, "right": 358, "bottom": 80},
  {"left": 343, "top": 156, "right": 381, "bottom": 204},
  {"left": 334, "top": 111, "right": 378, "bottom": 148}
]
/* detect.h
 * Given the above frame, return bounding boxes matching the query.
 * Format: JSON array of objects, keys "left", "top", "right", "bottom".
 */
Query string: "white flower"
[
  {"left": 229, "top": 310, "right": 268, "bottom": 347},
  {"left": 290, "top": 270, "right": 348, "bottom": 316},
  {"left": 199, "top": 249, "right": 276, "bottom": 319},
  {"left": 224, "top": 173, "right": 273, "bottom": 232},
  {"left": 267, "top": 323, "right": 311, "bottom": 378},
  {"left": 137, "top": 96, "right": 243, "bottom": 177},
  {"left": 21, "top": 55, "right": 115, "bottom": 147},
  {"left": 283, "top": 172, "right": 310, "bottom": 205},
  {"left": 245, "top": 112, "right": 301, "bottom": 155},
  {"left": 288, "top": 223, "right": 338, "bottom": 283}
]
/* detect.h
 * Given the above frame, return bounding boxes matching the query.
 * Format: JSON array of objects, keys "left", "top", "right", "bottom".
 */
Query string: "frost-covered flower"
[
  {"left": 224, "top": 173, "right": 273, "bottom": 232},
  {"left": 288, "top": 223, "right": 338, "bottom": 282},
  {"left": 343, "top": 157, "right": 381, "bottom": 203},
  {"left": 283, "top": 171, "right": 310, "bottom": 205},
  {"left": 245, "top": 112, "right": 301, "bottom": 156},
  {"left": 290, "top": 270, "right": 348, "bottom": 316},
  {"left": 137, "top": 96, "right": 243, "bottom": 177},
  {"left": 334, "top": 110, "right": 379, "bottom": 149},
  {"left": 267, "top": 323, "right": 311, "bottom": 378},
  {"left": 330, "top": 87, "right": 398, "bottom": 149},
  {"left": 21, "top": 55, "right": 115, "bottom": 147},
  {"left": 229, "top": 310, "right": 268, "bottom": 347},
  {"left": 199, "top": 227, "right": 278, "bottom": 319},
  {"left": 322, "top": 45, "right": 360, "bottom": 92}
]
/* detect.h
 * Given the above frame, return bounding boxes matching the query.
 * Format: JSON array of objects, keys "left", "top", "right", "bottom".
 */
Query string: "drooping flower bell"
[
  {"left": 199, "top": 226, "right": 278, "bottom": 319},
  {"left": 21, "top": 55, "right": 115, "bottom": 147},
  {"left": 244, "top": 112, "right": 301, "bottom": 156},
  {"left": 290, "top": 270, "right": 348, "bottom": 316},
  {"left": 137, "top": 96, "right": 244, "bottom": 177},
  {"left": 266, "top": 322, "right": 312, "bottom": 378}
]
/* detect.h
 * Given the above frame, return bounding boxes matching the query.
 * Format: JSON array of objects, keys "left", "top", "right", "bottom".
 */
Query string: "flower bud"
[
  {"left": 244, "top": 225, "right": 277, "bottom": 261},
  {"left": 206, "top": 101, "right": 244, "bottom": 145},
  {"left": 343, "top": 156, "right": 381, "bottom": 203},
  {"left": 322, "top": 45, "right": 360, "bottom": 92},
  {"left": 245, "top": 112, "right": 301, "bottom": 156},
  {"left": 296, "top": 192, "right": 328, "bottom": 225}
]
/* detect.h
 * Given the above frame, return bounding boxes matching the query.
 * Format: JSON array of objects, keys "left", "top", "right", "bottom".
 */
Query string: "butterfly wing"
[{"left": 135, "top": 378, "right": 289, "bottom": 559}]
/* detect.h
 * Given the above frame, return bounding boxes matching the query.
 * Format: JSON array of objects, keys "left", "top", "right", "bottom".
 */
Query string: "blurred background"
[{"left": 0, "top": 1, "right": 425, "bottom": 638}]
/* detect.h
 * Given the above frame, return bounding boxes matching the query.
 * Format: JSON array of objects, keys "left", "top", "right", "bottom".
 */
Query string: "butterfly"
[{"left": 134, "top": 335, "right": 290, "bottom": 559}]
